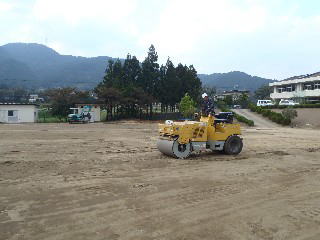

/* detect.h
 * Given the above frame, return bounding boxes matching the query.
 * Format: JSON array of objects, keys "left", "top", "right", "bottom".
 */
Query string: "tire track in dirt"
[{"left": 1, "top": 123, "right": 320, "bottom": 240}]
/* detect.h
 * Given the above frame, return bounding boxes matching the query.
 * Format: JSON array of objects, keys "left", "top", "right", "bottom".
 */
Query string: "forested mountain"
[
  {"left": 0, "top": 43, "right": 276, "bottom": 91},
  {"left": 198, "top": 71, "right": 276, "bottom": 92},
  {"left": 0, "top": 43, "right": 114, "bottom": 89}
]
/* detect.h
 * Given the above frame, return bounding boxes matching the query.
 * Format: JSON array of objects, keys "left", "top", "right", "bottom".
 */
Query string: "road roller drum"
[{"left": 157, "top": 139, "right": 191, "bottom": 159}]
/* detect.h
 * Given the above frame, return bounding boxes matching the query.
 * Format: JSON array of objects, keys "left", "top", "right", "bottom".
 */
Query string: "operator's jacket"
[{"left": 202, "top": 98, "right": 215, "bottom": 116}]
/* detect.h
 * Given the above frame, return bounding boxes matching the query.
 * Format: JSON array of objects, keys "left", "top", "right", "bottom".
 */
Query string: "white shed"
[{"left": 0, "top": 103, "right": 39, "bottom": 123}]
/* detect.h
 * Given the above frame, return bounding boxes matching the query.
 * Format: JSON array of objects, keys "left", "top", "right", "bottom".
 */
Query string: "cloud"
[
  {"left": 33, "top": 0, "right": 137, "bottom": 25},
  {"left": 138, "top": 0, "right": 268, "bottom": 63},
  {"left": 0, "top": 1, "right": 14, "bottom": 12},
  {"left": 1, "top": 0, "right": 320, "bottom": 79},
  {"left": 134, "top": 0, "right": 320, "bottom": 79}
]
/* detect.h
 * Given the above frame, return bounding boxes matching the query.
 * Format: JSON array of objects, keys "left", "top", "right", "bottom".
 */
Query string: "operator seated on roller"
[{"left": 201, "top": 93, "right": 215, "bottom": 117}]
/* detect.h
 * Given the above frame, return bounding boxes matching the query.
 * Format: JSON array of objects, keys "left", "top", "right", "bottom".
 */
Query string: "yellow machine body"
[
  {"left": 159, "top": 116, "right": 241, "bottom": 144},
  {"left": 157, "top": 115, "right": 242, "bottom": 158}
]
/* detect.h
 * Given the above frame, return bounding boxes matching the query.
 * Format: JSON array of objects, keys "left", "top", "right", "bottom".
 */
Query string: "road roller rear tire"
[{"left": 223, "top": 135, "right": 243, "bottom": 155}]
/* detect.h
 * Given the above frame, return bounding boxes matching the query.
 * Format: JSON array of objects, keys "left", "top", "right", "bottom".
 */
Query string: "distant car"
[
  {"left": 257, "top": 100, "right": 274, "bottom": 107},
  {"left": 279, "top": 99, "right": 299, "bottom": 106},
  {"left": 233, "top": 105, "right": 241, "bottom": 109}
]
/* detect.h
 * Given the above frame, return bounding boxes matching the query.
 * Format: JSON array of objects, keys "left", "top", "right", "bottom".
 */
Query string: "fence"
[{"left": 101, "top": 104, "right": 181, "bottom": 121}]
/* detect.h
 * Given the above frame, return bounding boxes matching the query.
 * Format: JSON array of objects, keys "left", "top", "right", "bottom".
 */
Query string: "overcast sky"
[{"left": 0, "top": 0, "right": 320, "bottom": 79}]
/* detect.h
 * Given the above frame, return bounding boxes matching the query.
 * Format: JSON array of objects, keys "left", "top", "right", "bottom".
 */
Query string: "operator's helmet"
[{"left": 202, "top": 93, "right": 208, "bottom": 98}]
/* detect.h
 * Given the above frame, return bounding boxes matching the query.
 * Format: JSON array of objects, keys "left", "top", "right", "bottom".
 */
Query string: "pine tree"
[
  {"left": 123, "top": 54, "right": 141, "bottom": 88},
  {"left": 95, "top": 44, "right": 202, "bottom": 119},
  {"left": 139, "top": 45, "right": 160, "bottom": 116},
  {"left": 140, "top": 45, "right": 159, "bottom": 96}
]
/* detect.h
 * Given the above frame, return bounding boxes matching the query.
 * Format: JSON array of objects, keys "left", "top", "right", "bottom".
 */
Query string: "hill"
[
  {"left": 0, "top": 43, "right": 114, "bottom": 89},
  {"left": 0, "top": 43, "right": 276, "bottom": 91},
  {"left": 198, "top": 71, "right": 276, "bottom": 92}
]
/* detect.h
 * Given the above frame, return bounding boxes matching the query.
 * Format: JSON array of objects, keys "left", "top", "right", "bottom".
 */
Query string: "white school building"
[
  {"left": 269, "top": 72, "right": 320, "bottom": 102},
  {"left": 0, "top": 103, "right": 39, "bottom": 123}
]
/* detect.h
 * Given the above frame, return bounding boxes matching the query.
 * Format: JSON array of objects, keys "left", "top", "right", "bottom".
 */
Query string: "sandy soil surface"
[{"left": 1, "top": 122, "right": 320, "bottom": 240}]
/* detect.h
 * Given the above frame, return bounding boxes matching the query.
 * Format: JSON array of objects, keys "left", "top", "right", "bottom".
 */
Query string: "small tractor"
[
  {"left": 68, "top": 107, "right": 91, "bottom": 124},
  {"left": 157, "top": 112, "right": 243, "bottom": 158}
]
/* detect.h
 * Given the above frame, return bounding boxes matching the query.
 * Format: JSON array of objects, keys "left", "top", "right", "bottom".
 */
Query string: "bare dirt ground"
[{"left": 1, "top": 122, "right": 320, "bottom": 240}]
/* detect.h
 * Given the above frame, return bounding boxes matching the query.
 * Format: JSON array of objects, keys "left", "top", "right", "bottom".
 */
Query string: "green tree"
[
  {"left": 123, "top": 54, "right": 141, "bottom": 88},
  {"left": 254, "top": 85, "right": 272, "bottom": 100},
  {"left": 45, "top": 88, "right": 91, "bottom": 119},
  {"left": 139, "top": 45, "right": 160, "bottom": 116},
  {"left": 224, "top": 95, "right": 233, "bottom": 106},
  {"left": 94, "top": 85, "right": 122, "bottom": 120},
  {"left": 95, "top": 52, "right": 153, "bottom": 119},
  {"left": 238, "top": 93, "right": 250, "bottom": 108},
  {"left": 156, "top": 64, "right": 168, "bottom": 109},
  {"left": 176, "top": 64, "right": 202, "bottom": 103},
  {"left": 94, "top": 45, "right": 203, "bottom": 119},
  {"left": 164, "top": 58, "right": 180, "bottom": 107},
  {"left": 185, "top": 65, "right": 202, "bottom": 102},
  {"left": 95, "top": 85, "right": 122, "bottom": 106},
  {"left": 179, "top": 93, "right": 196, "bottom": 118},
  {"left": 140, "top": 45, "right": 159, "bottom": 95},
  {"left": 0, "top": 87, "right": 29, "bottom": 102}
]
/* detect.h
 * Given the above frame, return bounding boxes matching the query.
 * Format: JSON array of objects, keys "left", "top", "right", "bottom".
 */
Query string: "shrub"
[
  {"left": 262, "top": 109, "right": 271, "bottom": 117},
  {"left": 179, "top": 93, "right": 196, "bottom": 118},
  {"left": 263, "top": 103, "right": 320, "bottom": 109},
  {"left": 249, "top": 103, "right": 292, "bottom": 125},
  {"left": 235, "top": 114, "right": 254, "bottom": 126},
  {"left": 281, "top": 108, "right": 298, "bottom": 122}
]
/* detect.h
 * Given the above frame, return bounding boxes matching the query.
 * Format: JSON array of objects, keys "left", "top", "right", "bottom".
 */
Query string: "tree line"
[
  {"left": 94, "top": 45, "right": 202, "bottom": 119},
  {"left": 0, "top": 45, "right": 202, "bottom": 120},
  {"left": 0, "top": 85, "right": 30, "bottom": 103}
]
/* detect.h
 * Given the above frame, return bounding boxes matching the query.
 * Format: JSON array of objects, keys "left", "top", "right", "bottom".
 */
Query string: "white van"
[
  {"left": 257, "top": 100, "right": 274, "bottom": 107},
  {"left": 279, "top": 99, "right": 299, "bottom": 106}
]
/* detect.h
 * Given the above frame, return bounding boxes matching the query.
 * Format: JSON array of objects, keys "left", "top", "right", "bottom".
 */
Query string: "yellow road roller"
[{"left": 157, "top": 113, "right": 243, "bottom": 158}]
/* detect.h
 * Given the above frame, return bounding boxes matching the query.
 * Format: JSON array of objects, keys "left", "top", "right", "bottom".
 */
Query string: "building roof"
[
  {"left": 270, "top": 76, "right": 320, "bottom": 87},
  {"left": 223, "top": 90, "right": 249, "bottom": 93},
  {"left": 218, "top": 90, "right": 250, "bottom": 95},
  {"left": 282, "top": 72, "right": 320, "bottom": 81},
  {"left": 75, "top": 103, "right": 101, "bottom": 106},
  {"left": 270, "top": 71, "right": 320, "bottom": 87},
  {"left": 0, "top": 102, "right": 39, "bottom": 106}
]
